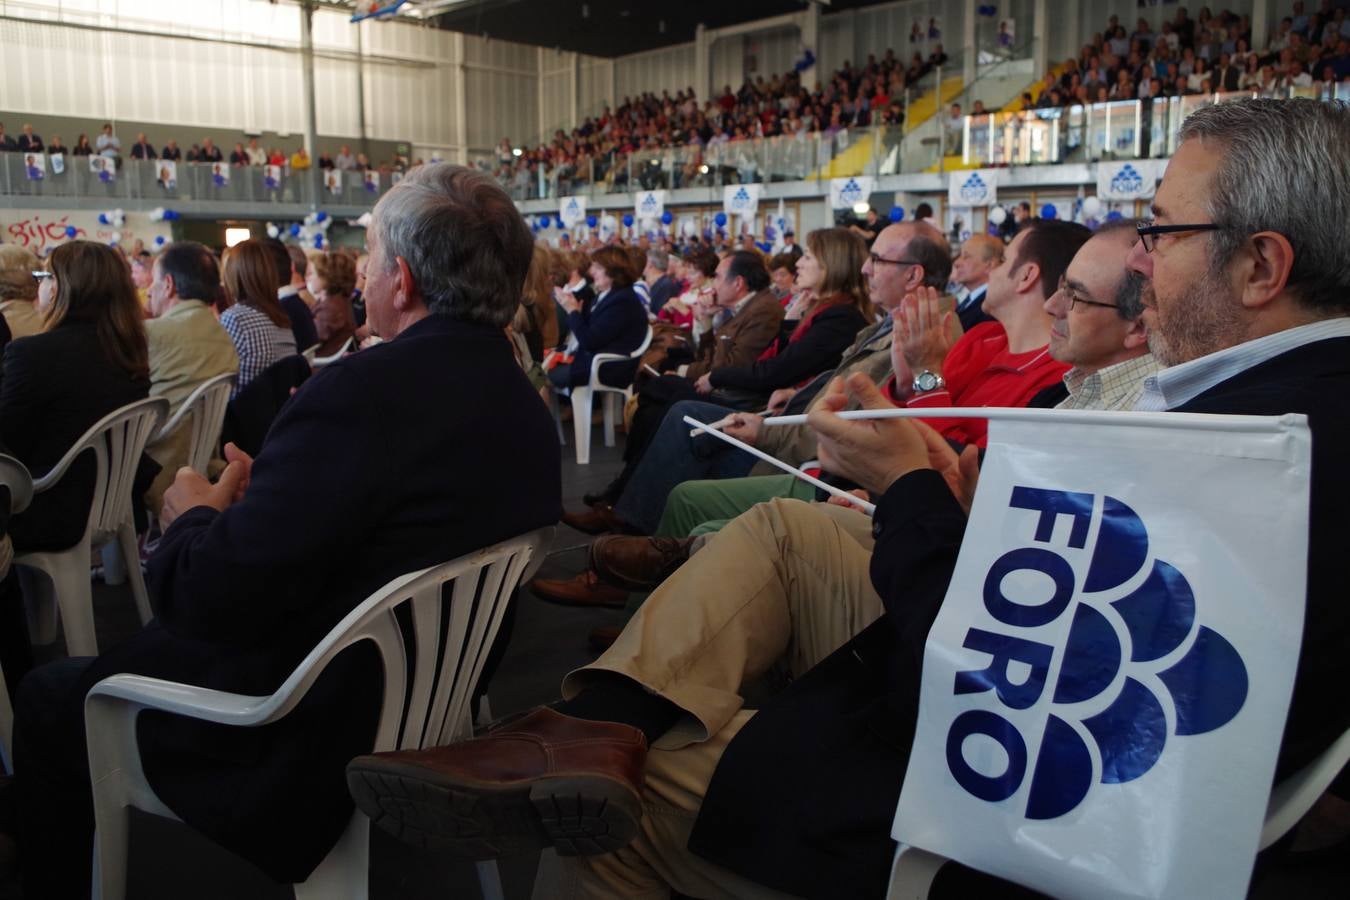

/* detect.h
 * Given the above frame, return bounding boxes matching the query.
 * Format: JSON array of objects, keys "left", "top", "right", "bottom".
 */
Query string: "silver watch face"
[{"left": 916, "top": 371, "right": 939, "bottom": 392}]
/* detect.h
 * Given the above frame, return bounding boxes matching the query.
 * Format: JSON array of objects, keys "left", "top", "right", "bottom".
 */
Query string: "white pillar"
[
  {"left": 453, "top": 32, "right": 469, "bottom": 165},
  {"left": 695, "top": 23, "right": 711, "bottom": 102},
  {"left": 1032, "top": 0, "right": 1048, "bottom": 80},
  {"left": 800, "top": 3, "right": 820, "bottom": 92},
  {"left": 570, "top": 51, "right": 579, "bottom": 127},
  {"left": 1250, "top": 0, "right": 1269, "bottom": 58},
  {"left": 536, "top": 47, "right": 547, "bottom": 146},
  {"left": 299, "top": 0, "right": 320, "bottom": 205}
]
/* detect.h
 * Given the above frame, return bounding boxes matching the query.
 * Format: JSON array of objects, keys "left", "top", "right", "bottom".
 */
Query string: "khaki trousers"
[{"left": 538, "top": 498, "right": 882, "bottom": 899}]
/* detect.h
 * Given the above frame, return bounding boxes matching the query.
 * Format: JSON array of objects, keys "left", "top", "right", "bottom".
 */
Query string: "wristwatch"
[{"left": 912, "top": 370, "right": 946, "bottom": 394}]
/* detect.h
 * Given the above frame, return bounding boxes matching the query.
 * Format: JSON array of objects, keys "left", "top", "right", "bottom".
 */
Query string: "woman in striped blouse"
[{"left": 219, "top": 239, "right": 296, "bottom": 397}]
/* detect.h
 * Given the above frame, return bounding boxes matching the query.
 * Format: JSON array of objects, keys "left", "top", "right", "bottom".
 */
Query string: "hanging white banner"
[
  {"left": 828, "top": 175, "right": 875, "bottom": 210},
  {"left": 894, "top": 411, "right": 1310, "bottom": 900},
  {"left": 560, "top": 195, "right": 587, "bottom": 228},
  {"left": 634, "top": 190, "right": 666, "bottom": 221},
  {"left": 722, "top": 183, "right": 762, "bottom": 218},
  {"left": 948, "top": 168, "right": 999, "bottom": 207},
  {"left": 1097, "top": 159, "right": 1162, "bottom": 202}
]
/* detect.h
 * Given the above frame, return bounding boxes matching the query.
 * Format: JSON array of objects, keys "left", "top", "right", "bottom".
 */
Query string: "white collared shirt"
[{"left": 1134, "top": 318, "right": 1350, "bottom": 411}]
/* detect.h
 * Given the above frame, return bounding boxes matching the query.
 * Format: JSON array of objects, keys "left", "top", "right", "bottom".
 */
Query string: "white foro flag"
[
  {"left": 560, "top": 195, "right": 587, "bottom": 228},
  {"left": 894, "top": 411, "right": 1310, "bottom": 900},
  {"left": 947, "top": 168, "right": 999, "bottom": 207},
  {"left": 634, "top": 190, "right": 666, "bottom": 221},
  {"left": 723, "top": 183, "right": 761, "bottom": 218},
  {"left": 829, "top": 176, "right": 875, "bottom": 210},
  {"left": 1097, "top": 159, "right": 1162, "bottom": 202}
]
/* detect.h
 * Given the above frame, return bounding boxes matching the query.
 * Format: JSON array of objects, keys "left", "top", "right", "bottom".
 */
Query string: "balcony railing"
[{"left": 0, "top": 155, "right": 399, "bottom": 207}]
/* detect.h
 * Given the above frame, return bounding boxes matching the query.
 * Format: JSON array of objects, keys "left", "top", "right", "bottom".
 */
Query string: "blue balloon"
[
  {"left": 314, "top": 235, "right": 324, "bottom": 249},
  {"left": 1040, "top": 203, "right": 1058, "bottom": 220},
  {"left": 661, "top": 210, "right": 674, "bottom": 225},
  {"left": 586, "top": 214, "right": 598, "bottom": 228},
  {"left": 556, "top": 216, "right": 567, "bottom": 229},
  {"left": 65, "top": 225, "right": 78, "bottom": 238},
  {"left": 154, "top": 235, "right": 167, "bottom": 247},
  {"left": 889, "top": 207, "right": 905, "bottom": 223},
  {"left": 316, "top": 211, "right": 328, "bottom": 223},
  {"left": 164, "top": 210, "right": 180, "bottom": 221},
  {"left": 714, "top": 212, "right": 727, "bottom": 227},
  {"left": 98, "top": 213, "right": 111, "bottom": 225},
  {"left": 1106, "top": 210, "right": 1123, "bottom": 221},
  {"left": 622, "top": 213, "right": 634, "bottom": 227},
  {"left": 290, "top": 224, "right": 302, "bottom": 237}
]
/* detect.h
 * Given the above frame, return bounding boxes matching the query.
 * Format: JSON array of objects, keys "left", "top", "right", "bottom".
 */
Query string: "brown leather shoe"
[
  {"left": 347, "top": 707, "right": 646, "bottom": 859},
  {"left": 529, "top": 571, "right": 628, "bottom": 608},
  {"left": 588, "top": 625, "right": 623, "bottom": 653},
  {"left": 560, "top": 504, "right": 631, "bottom": 535},
  {"left": 590, "top": 535, "right": 695, "bottom": 591}
]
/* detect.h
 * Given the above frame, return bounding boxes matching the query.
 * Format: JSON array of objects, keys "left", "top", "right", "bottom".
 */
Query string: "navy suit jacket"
[
  {"left": 279, "top": 289, "right": 319, "bottom": 352},
  {"left": 691, "top": 335, "right": 1350, "bottom": 899},
  {"left": 563, "top": 284, "right": 648, "bottom": 387},
  {"left": 75, "top": 314, "right": 563, "bottom": 882}
]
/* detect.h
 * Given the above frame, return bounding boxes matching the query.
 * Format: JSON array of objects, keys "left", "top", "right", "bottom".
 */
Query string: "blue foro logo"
[
  {"left": 945, "top": 487, "right": 1249, "bottom": 819},
  {"left": 959, "top": 173, "right": 989, "bottom": 204},
  {"left": 1110, "top": 164, "right": 1145, "bottom": 196},
  {"left": 640, "top": 194, "right": 660, "bottom": 214}
]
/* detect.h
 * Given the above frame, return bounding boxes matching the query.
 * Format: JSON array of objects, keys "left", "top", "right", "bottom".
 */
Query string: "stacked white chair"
[
  {"left": 86, "top": 526, "right": 553, "bottom": 900},
  {"left": 552, "top": 325, "right": 654, "bottom": 465}
]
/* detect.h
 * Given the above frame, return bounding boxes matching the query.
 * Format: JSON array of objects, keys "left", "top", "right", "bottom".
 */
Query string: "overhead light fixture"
[
  {"left": 853, "top": 201, "right": 871, "bottom": 215},
  {"left": 225, "top": 227, "right": 251, "bottom": 248},
  {"left": 699, "top": 164, "right": 709, "bottom": 174}
]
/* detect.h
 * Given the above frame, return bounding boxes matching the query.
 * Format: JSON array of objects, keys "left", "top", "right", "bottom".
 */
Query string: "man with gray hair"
[
  {"left": 643, "top": 247, "right": 679, "bottom": 316},
  {"left": 0, "top": 244, "right": 43, "bottom": 339},
  {"left": 9, "top": 163, "right": 563, "bottom": 898}
]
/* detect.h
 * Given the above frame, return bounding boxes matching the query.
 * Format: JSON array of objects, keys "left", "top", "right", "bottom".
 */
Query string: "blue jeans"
[{"left": 614, "top": 400, "right": 758, "bottom": 534}]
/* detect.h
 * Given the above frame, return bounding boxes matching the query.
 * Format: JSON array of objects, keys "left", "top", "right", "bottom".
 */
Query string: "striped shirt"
[
  {"left": 1057, "top": 353, "right": 1162, "bottom": 411},
  {"left": 220, "top": 303, "right": 298, "bottom": 397},
  {"left": 1134, "top": 319, "right": 1350, "bottom": 412}
]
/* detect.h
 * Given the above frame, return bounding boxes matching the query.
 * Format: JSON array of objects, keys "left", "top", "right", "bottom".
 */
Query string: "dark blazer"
[
  {"left": 74, "top": 314, "right": 563, "bottom": 883},
  {"left": 279, "top": 289, "right": 319, "bottom": 352},
  {"left": 708, "top": 301, "right": 866, "bottom": 395},
  {"left": 0, "top": 322, "right": 152, "bottom": 551},
  {"left": 648, "top": 274, "right": 679, "bottom": 315},
  {"left": 957, "top": 284, "right": 993, "bottom": 333},
  {"left": 690, "top": 336, "right": 1350, "bottom": 898},
  {"left": 129, "top": 141, "right": 157, "bottom": 160},
  {"left": 220, "top": 355, "right": 312, "bottom": 458},
  {"left": 16, "top": 133, "right": 42, "bottom": 153},
  {"left": 562, "top": 284, "right": 648, "bottom": 388}
]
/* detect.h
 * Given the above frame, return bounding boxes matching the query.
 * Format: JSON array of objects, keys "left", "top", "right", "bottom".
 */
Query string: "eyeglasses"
[
  {"left": 867, "top": 253, "right": 921, "bottom": 267},
  {"left": 31, "top": 270, "right": 51, "bottom": 282},
  {"left": 1055, "top": 277, "right": 1117, "bottom": 312},
  {"left": 1135, "top": 221, "right": 1224, "bottom": 253}
]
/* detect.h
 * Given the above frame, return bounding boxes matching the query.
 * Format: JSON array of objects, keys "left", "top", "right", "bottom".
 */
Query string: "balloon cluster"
[
  {"left": 270, "top": 212, "right": 332, "bottom": 249},
  {"left": 99, "top": 209, "right": 127, "bottom": 245},
  {"left": 147, "top": 207, "right": 181, "bottom": 223}
]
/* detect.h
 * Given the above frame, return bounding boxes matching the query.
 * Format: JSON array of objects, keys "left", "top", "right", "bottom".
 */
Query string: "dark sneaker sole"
[{"left": 346, "top": 761, "right": 642, "bottom": 859}]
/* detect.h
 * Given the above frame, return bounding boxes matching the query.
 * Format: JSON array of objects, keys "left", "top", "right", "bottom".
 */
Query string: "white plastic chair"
[
  {"left": 85, "top": 526, "right": 554, "bottom": 900},
  {"left": 884, "top": 723, "right": 1350, "bottom": 898},
  {"left": 15, "top": 398, "right": 168, "bottom": 657},
  {"left": 147, "top": 373, "right": 236, "bottom": 477},
  {"left": 0, "top": 453, "right": 34, "bottom": 772},
  {"left": 553, "top": 325, "right": 653, "bottom": 465},
  {"left": 310, "top": 337, "right": 356, "bottom": 369}
]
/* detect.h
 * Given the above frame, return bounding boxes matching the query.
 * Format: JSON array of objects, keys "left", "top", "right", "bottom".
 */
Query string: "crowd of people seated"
[
  {"left": 0, "top": 92, "right": 1347, "bottom": 899},
  {"left": 0, "top": 121, "right": 418, "bottom": 175},
  {"left": 483, "top": 41, "right": 947, "bottom": 196},
  {"left": 1020, "top": 2, "right": 1350, "bottom": 109}
]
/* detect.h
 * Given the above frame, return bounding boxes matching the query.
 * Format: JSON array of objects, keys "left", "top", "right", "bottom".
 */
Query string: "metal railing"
[{"left": 0, "top": 155, "right": 399, "bottom": 207}]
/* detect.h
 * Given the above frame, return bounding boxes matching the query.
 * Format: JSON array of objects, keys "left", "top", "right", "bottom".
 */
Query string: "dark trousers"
[{"left": 13, "top": 655, "right": 98, "bottom": 899}]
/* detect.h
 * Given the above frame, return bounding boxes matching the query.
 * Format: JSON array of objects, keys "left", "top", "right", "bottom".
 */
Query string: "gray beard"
[{"left": 1144, "top": 270, "right": 1244, "bottom": 367}]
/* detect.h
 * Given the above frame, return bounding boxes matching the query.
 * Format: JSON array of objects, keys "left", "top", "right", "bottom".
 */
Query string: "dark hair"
[
  {"left": 590, "top": 246, "right": 639, "bottom": 289},
  {"left": 1091, "top": 218, "right": 1146, "bottom": 320},
  {"left": 1013, "top": 220, "right": 1092, "bottom": 297},
  {"left": 686, "top": 250, "right": 719, "bottom": 279},
  {"left": 371, "top": 163, "right": 534, "bottom": 327},
  {"left": 156, "top": 240, "right": 222, "bottom": 305},
  {"left": 768, "top": 252, "right": 798, "bottom": 276},
  {"left": 222, "top": 239, "right": 290, "bottom": 328},
  {"left": 724, "top": 250, "right": 770, "bottom": 293},
  {"left": 915, "top": 202, "right": 934, "bottom": 219},
  {"left": 286, "top": 244, "right": 309, "bottom": 278},
  {"left": 905, "top": 226, "right": 954, "bottom": 288},
  {"left": 43, "top": 240, "right": 148, "bottom": 378},
  {"left": 261, "top": 238, "right": 294, "bottom": 288}
]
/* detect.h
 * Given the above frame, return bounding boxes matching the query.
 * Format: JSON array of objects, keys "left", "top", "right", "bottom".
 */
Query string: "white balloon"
[
  {"left": 1082, "top": 196, "right": 1104, "bottom": 218},
  {"left": 109, "top": 230, "right": 122, "bottom": 244},
  {"left": 266, "top": 224, "right": 280, "bottom": 239},
  {"left": 988, "top": 206, "right": 1008, "bottom": 225}
]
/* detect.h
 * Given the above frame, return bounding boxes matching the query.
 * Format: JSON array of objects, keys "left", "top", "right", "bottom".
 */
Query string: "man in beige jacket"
[{"left": 143, "top": 242, "right": 239, "bottom": 512}]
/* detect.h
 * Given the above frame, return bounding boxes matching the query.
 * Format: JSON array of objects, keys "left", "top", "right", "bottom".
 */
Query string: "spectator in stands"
[
  {"left": 263, "top": 240, "right": 318, "bottom": 352},
  {"left": 219, "top": 240, "right": 296, "bottom": 397},
  {"left": 16, "top": 124, "right": 42, "bottom": 153},
  {"left": 290, "top": 147, "right": 312, "bottom": 170},
  {"left": 161, "top": 139, "right": 181, "bottom": 161},
  {"left": 949, "top": 232, "right": 1002, "bottom": 332},
  {"left": 129, "top": 252, "right": 153, "bottom": 308},
  {"left": 334, "top": 144, "right": 356, "bottom": 170},
  {"left": 45, "top": 134, "right": 66, "bottom": 156},
  {"left": 305, "top": 250, "right": 359, "bottom": 358},
  {"left": 95, "top": 123, "right": 120, "bottom": 158},
  {"left": 0, "top": 246, "right": 44, "bottom": 339},
  {"left": 0, "top": 123, "right": 13, "bottom": 151},
  {"left": 198, "top": 137, "right": 223, "bottom": 163},
  {"left": 317, "top": 151, "right": 335, "bottom": 170},
  {"left": 548, "top": 245, "right": 648, "bottom": 392},
  {"left": 643, "top": 248, "right": 678, "bottom": 316},
  {"left": 246, "top": 137, "right": 266, "bottom": 166},
  {"left": 0, "top": 241, "right": 153, "bottom": 556},
  {"left": 229, "top": 142, "right": 249, "bottom": 166},
  {"left": 267, "top": 146, "right": 285, "bottom": 166},
  {"left": 142, "top": 241, "right": 240, "bottom": 511},
  {"left": 10, "top": 163, "right": 562, "bottom": 900},
  {"left": 129, "top": 132, "right": 156, "bottom": 160}
]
